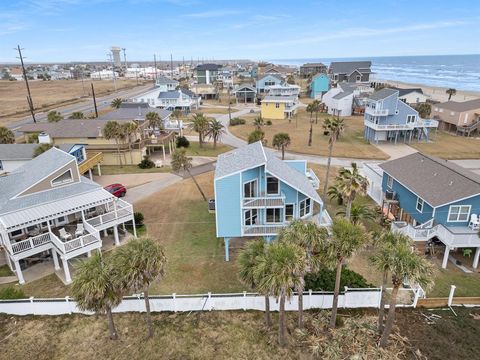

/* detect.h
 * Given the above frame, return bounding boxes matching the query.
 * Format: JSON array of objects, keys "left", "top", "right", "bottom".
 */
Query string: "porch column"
[
  {"left": 113, "top": 225, "right": 120, "bottom": 246},
  {"left": 103, "top": 230, "right": 108, "bottom": 237},
  {"left": 122, "top": 223, "right": 126, "bottom": 232},
  {"left": 473, "top": 247, "right": 480, "bottom": 269},
  {"left": 88, "top": 169, "right": 93, "bottom": 180},
  {"left": 162, "top": 145, "right": 166, "bottom": 161},
  {"left": 442, "top": 246, "right": 450, "bottom": 269},
  {"left": 62, "top": 258, "right": 72, "bottom": 284},
  {"left": 224, "top": 238, "right": 230, "bottom": 262},
  {"left": 87, "top": 251, "right": 92, "bottom": 257},
  {"left": 5, "top": 252, "right": 13, "bottom": 272},
  {"left": 14, "top": 260, "right": 25, "bottom": 285},
  {"left": 52, "top": 249, "right": 60, "bottom": 270},
  {"left": 97, "top": 163, "right": 102, "bottom": 176}
]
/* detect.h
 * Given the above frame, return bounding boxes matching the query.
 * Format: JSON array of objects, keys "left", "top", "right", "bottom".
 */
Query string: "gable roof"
[
  {"left": 195, "top": 63, "right": 222, "bottom": 71},
  {"left": 0, "top": 144, "right": 37, "bottom": 161},
  {"left": 379, "top": 152, "right": 480, "bottom": 207},
  {"left": 392, "top": 87, "right": 424, "bottom": 97},
  {"left": 19, "top": 119, "right": 133, "bottom": 138},
  {"left": 434, "top": 99, "right": 480, "bottom": 112},
  {"left": 257, "top": 74, "right": 284, "bottom": 83},
  {"left": 155, "top": 75, "right": 178, "bottom": 85},
  {"left": 215, "top": 142, "right": 321, "bottom": 203},
  {"left": 233, "top": 84, "right": 256, "bottom": 93},
  {"left": 329, "top": 61, "right": 372, "bottom": 75},
  {"left": 368, "top": 88, "right": 399, "bottom": 101},
  {"left": 311, "top": 73, "right": 329, "bottom": 81},
  {"left": 98, "top": 104, "right": 171, "bottom": 121}
]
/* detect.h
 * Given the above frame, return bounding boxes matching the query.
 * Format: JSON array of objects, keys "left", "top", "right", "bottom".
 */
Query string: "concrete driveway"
[{"left": 372, "top": 143, "right": 418, "bottom": 160}]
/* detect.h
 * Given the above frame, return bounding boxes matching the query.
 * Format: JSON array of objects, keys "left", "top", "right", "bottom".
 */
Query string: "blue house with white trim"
[
  {"left": 256, "top": 74, "right": 285, "bottom": 94},
  {"left": 309, "top": 73, "right": 329, "bottom": 99},
  {"left": 377, "top": 152, "right": 480, "bottom": 269},
  {"left": 214, "top": 142, "right": 330, "bottom": 261},
  {"left": 364, "top": 88, "right": 438, "bottom": 144}
]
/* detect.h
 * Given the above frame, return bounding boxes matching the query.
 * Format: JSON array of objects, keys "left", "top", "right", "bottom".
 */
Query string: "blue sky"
[{"left": 0, "top": 0, "right": 479, "bottom": 62}]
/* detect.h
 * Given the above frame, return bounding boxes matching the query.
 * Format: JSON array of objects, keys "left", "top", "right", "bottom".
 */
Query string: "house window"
[
  {"left": 266, "top": 208, "right": 282, "bottom": 223},
  {"left": 407, "top": 115, "right": 416, "bottom": 124},
  {"left": 285, "top": 204, "right": 294, "bottom": 221},
  {"left": 356, "top": 75, "right": 361, "bottom": 82},
  {"left": 51, "top": 169, "right": 73, "bottom": 186},
  {"left": 266, "top": 177, "right": 279, "bottom": 195},
  {"left": 387, "top": 175, "right": 393, "bottom": 189},
  {"left": 299, "top": 198, "right": 311, "bottom": 217},
  {"left": 447, "top": 205, "right": 471, "bottom": 222},
  {"left": 243, "top": 180, "right": 257, "bottom": 198},
  {"left": 10, "top": 229, "right": 23, "bottom": 238},
  {"left": 55, "top": 216, "right": 68, "bottom": 226},
  {"left": 244, "top": 209, "right": 258, "bottom": 226},
  {"left": 416, "top": 197, "right": 424, "bottom": 213},
  {"left": 275, "top": 103, "right": 280, "bottom": 108}
]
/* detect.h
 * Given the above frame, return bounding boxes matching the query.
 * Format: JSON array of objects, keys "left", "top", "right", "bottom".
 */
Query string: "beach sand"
[{"left": 375, "top": 79, "right": 480, "bottom": 103}]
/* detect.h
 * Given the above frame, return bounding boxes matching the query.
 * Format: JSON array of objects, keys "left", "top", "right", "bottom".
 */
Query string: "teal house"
[
  {"left": 379, "top": 153, "right": 480, "bottom": 269},
  {"left": 309, "top": 73, "right": 330, "bottom": 99},
  {"left": 214, "top": 142, "right": 331, "bottom": 261}
]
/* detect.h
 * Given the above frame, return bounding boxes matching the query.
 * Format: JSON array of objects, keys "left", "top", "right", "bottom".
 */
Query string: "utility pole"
[
  {"left": 170, "top": 53, "right": 173, "bottom": 78},
  {"left": 122, "top": 48, "right": 127, "bottom": 72},
  {"left": 91, "top": 83, "right": 98, "bottom": 118},
  {"left": 107, "top": 53, "right": 117, "bottom": 91},
  {"left": 15, "top": 45, "right": 36, "bottom": 123},
  {"left": 153, "top": 54, "right": 158, "bottom": 81}
]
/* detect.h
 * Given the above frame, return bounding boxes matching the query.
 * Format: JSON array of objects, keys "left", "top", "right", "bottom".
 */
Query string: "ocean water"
[{"left": 270, "top": 54, "right": 480, "bottom": 92}]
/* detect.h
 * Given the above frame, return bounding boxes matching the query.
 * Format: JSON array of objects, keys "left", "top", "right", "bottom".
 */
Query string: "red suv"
[{"left": 104, "top": 183, "right": 127, "bottom": 197}]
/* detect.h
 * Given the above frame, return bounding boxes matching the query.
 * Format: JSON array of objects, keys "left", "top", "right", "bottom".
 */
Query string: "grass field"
[
  {"left": 410, "top": 130, "right": 480, "bottom": 159},
  {"left": 229, "top": 109, "right": 389, "bottom": 160},
  {"left": 0, "top": 79, "right": 147, "bottom": 125},
  {"left": 195, "top": 107, "right": 235, "bottom": 115},
  {"left": 182, "top": 142, "right": 233, "bottom": 157}
]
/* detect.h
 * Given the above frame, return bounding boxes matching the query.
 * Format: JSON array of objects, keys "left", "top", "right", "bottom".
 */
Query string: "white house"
[
  {"left": 132, "top": 88, "right": 200, "bottom": 113},
  {"left": 394, "top": 88, "right": 429, "bottom": 105},
  {"left": 0, "top": 148, "right": 136, "bottom": 285},
  {"left": 265, "top": 84, "right": 301, "bottom": 98},
  {"left": 323, "top": 83, "right": 373, "bottom": 117},
  {"left": 90, "top": 69, "right": 119, "bottom": 80}
]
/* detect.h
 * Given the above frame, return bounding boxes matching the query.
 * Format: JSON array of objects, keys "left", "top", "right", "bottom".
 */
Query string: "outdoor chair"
[
  {"left": 59, "top": 228, "right": 72, "bottom": 241},
  {"left": 468, "top": 214, "right": 479, "bottom": 230},
  {"left": 75, "top": 224, "right": 84, "bottom": 237}
]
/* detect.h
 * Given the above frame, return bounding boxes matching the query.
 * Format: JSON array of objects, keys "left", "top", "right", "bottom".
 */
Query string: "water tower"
[{"left": 110, "top": 46, "right": 122, "bottom": 67}]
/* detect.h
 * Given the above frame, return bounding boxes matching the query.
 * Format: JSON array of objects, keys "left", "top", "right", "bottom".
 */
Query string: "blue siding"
[
  {"left": 380, "top": 93, "right": 398, "bottom": 114},
  {"left": 435, "top": 196, "right": 480, "bottom": 227},
  {"left": 310, "top": 74, "right": 329, "bottom": 98},
  {"left": 256, "top": 75, "right": 283, "bottom": 93},
  {"left": 284, "top": 160, "right": 306, "bottom": 174},
  {"left": 215, "top": 174, "right": 241, "bottom": 237}
]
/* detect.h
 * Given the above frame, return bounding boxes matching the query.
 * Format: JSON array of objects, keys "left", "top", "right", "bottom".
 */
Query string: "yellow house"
[{"left": 260, "top": 95, "right": 298, "bottom": 120}]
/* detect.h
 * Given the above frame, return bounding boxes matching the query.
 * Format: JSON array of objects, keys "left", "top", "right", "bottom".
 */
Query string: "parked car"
[{"left": 104, "top": 183, "right": 126, "bottom": 197}]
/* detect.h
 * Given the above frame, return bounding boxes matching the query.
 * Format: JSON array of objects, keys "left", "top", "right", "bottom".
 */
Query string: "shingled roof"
[
  {"left": 329, "top": 61, "right": 372, "bottom": 75},
  {"left": 379, "top": 152, "right": 480, "bottom": 207}
]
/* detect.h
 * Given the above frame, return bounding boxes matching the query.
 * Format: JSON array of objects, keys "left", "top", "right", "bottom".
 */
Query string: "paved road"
[{"left": 7, "top": 84, "right": 152, "bottom": 132}]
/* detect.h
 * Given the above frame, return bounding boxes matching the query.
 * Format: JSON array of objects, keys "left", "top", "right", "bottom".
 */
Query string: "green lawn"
[
  {"left": 428, "top": 267, "right": 480, "bottom": 297},
  {"left": 0, "top": 265, "right": 13, "bottom": 277},
  {"left": 181, "top": 141, "right": 233, "bottom": 157}
]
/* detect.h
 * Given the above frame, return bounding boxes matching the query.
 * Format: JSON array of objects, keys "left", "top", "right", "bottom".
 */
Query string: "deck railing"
[
  {"left": 242, "top": 195, "right": 285, "bottom": 208},
  {"left": 86, "top": 200, "right": 133, "bottom": 228},
  {"left": 243, "top": 223, "right": 288, "bottom": 235},
  {"left": 78, "top": 152, "right": 103, "bottom": 174},
  {"left": 10, "top": 233, "right": 52, "bottom": 255}
]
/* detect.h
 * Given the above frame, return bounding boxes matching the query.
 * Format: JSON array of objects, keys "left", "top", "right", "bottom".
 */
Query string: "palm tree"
[
  {"left": 255, "top": 241, "right": 306, "bottom": 347},
  {"left": 191, "top": 113, "right": 209, "bottom": 148},
  {"left": 306, "top": 103, "right": 315, "bottom": 147},
  {"left": 0, "top": 126, "right": 15, "bottom": 144},
  {"left": 69, "top": 111, "right": 84, "bottom": 119},
  {"left": 322, "top": 117, "right": 345, "bottom": 195},
  {"left": 111, "top": 98, "right": 123, "bottom": 109},
  {"left": 312, "top": 99, "right": 321, "bottom": 124},
  {"left": 253, "top": 116, "right": 264, "bottom": 131},
  {"left": 112, "top": 238, "right": 167, "bottom": 338},
  {"left": 378, "top": 242, "right": 434, "bottom": 347},
  {"left": 272, "top": 133, "right": 291, "bottom": 160},
  {"left": 171, "top": 148, "right": 207, "bottom": 201},
  {"left": 71, "top": 253, "right": 123, "bottom": 340},
  {"left": 323, "top": 217, "right": 368, "bottom": 328},
  {"left": 121, "top": 122, "right": 138, "bottom": 164},
  {"left": 370, "top": 231, "right": 411, "bottom": 334},
  {"left": 336, "top": 202, "right": 376, "bottom": 225},
  {"left": 33, "top": 143, "right": 53, "bottom": 157},
  {"left": 278, "top": 220, "right": 327, "bottom": 328},
  {"left": 47, "top": 110, "right": 63, "bottom": 122},
  {"left": 335, "top": 163, "right": 369, "bottom": 220},
  {"left": 446, "top": 88, "right": 456, "bottom": 101},
  {"left": 237, "top": 239, "right": 272, "bottom": 328},
  {"left": 206, "top": 119, "right": 225, "bottom": 149},
  {"left": 146, "top": 111, "right": 162, "bottom": 133},
  {"left": 327, "top": 184, "right": 343, "bottom": 205},
  {"left": 248, "top": 129, "right": 265, "bottom": 144},
  {"left": 103, "top": 121, "right": 124, "bottom": 167},
  {"left": 171, "top": 109, "right": 183, "bottom": 120}
]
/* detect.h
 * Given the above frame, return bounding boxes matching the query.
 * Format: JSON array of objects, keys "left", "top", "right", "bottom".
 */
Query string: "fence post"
[
  {"left": 308, "top": 289, "right": 312, "bottom": 310},
  {"left": 207, "top": 292, "right": 212, "bottom": 311},
  {"left": 30, "top": 296, "right": 35, "bottom": 315},
  {"left": 448, "top": 285, "right": 456, "bottom": 307},
  {"left": 343, "top": 286, "right": 348, "bottom": 308},
  {"left": 65, "top": 296, "right": 72, "bottom": 314},
  {"left": 412, "top": 288, "right": 420, "bottom": 308},
  {"left": 243, "top": 291, "right": 247, "bottom": 311},
  {"left": 378, "top": 286, "right": 383, "bottom": 308},
  {"left": 172, "top": 293, "right": 176, "bottom": 312}
]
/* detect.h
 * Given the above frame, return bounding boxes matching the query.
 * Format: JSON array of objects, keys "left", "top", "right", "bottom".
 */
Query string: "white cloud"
[{"left": 184, "top": 9, "right": 243, "bottom": 18}]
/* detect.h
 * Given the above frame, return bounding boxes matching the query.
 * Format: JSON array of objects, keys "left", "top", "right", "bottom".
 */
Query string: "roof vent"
[
  {"left": 433, "top": 172, "right": 437, "bottom": 176},
  {"left": 449, "top": 181, "right": 454, "bottom": 186}
]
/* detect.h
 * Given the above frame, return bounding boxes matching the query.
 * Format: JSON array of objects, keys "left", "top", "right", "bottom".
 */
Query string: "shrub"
[
  {"left": 138, "top": 155, "right": 155, "bottom": 169},
  {"left": 0, "top": 286, "right": 26, "bottom": 300},
  {"left": 229, "top": 117, "right": 246, "bottom": 126},
  {"left": 134, "top": 212, "right": 144, "bottom": 226},
  {"left": 176, "top": 136, "right": 190, "bottom": 148},
  {"left": 266, "top": 120, "right": 272, "bottom": 125},
  {"left": 305, "top": 267, "right": 373, "bottom": 291},
  {"left": 27, "top": 133, "right": 39, "bottom": 143}
]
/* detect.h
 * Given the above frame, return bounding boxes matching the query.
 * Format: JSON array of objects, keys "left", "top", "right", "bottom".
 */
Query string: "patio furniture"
[
  {"left": 59, "top": 228, "right": 72, "bottom": 241},
  {"left": 75, "top": 224, "right": 84, "bottom": 237},
  {"left": 28, "top": 228, "right": 41, "bottom": 237},
  {"left": 468, "top": 214, "right": 479, "bottom": 230}
]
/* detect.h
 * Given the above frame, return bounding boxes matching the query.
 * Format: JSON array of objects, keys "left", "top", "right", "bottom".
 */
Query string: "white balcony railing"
[
  {"left": 417, "top": 118, "right": 439, "bottom": 128},
  {"left": 364, "top": 120, "right": 415, "bottom": 131},
  {"left": 10, "top": 233, "right": 52, "bottom": 255},
  {"left": 243, "top": 196, "right": 285, "bottom": 208},
  {"left": 86, "top": 200, "right": 133, "bottom": 228},
  {"left": 365, "top": 107, "right": 389, "bottom": 116},
  {"left": 243, "top": 223, "right": 288, "bottom": 235}
]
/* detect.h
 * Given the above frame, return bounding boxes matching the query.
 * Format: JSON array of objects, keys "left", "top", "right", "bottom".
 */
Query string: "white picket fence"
[{"left": 0, "top": 287, "right": 422, "bottom": 316}]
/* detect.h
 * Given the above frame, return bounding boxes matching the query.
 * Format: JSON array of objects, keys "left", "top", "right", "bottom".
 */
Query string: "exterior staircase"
[{"left": 456, "top": 119, "right": 480, "bottom": 137}]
